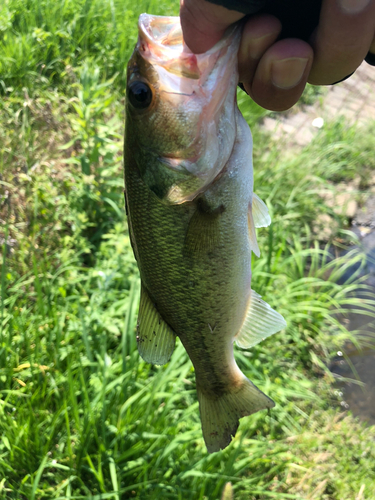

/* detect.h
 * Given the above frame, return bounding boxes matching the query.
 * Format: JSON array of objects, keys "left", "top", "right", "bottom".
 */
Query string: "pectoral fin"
[
  {"left": 253, "top": 193, "right": 271, "bottom": 228},
  {"left": 184, "top": 199, "right": 225, "bottom": 256},
  {"left": 137, "top": 284, "right": 176, "bottom": 365},
  {"left": 234, "top": 289, "right": 286, "bottom": 349},
  {"left": 248, "top": 204, "right": 260, "bottom": 258}
]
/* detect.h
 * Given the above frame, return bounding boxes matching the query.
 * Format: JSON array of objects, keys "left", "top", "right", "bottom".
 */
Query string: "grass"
[
  {"left": 1, "top": 0, "right": 375, "bottom": 498},
  {"left": 0, "top": 0, "right": 177, "bottom": 93}
]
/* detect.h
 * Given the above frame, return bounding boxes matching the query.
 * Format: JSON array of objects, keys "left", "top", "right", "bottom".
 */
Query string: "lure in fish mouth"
[{"left": 124, "top": 14, "right": 286, "bottom": 453}]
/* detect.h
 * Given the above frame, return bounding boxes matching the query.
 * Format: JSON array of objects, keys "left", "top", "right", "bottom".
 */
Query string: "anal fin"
[
  {"left": 235, "top": 289, "right": 286, "bottom": 349},
  {"left": 253, "top": 193, "right": 271, "bottom": 228},
  {"left": 137, "top": 284, "right": 176, "bottom": 365}
]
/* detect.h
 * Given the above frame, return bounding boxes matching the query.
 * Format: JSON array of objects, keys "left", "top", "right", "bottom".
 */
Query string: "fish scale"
[
  {"left": 124, "top": 14, "right": 286, "bottom": 452},
  {"left": 125, "top": 113, "right": 250, "bottom": 395}
]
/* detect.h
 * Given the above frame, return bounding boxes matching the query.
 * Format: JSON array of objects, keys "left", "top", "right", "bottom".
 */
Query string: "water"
[{"left": 330, "top": 198, "right": 375, "bottom": 425}]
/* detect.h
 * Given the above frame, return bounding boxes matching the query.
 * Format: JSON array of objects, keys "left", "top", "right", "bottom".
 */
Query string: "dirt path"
[
  {"left": 262, "top": 61, "right": 375, "bottom": 147},
  {"left": 265, "top": 61, "right": 375, "bottom": 425}
]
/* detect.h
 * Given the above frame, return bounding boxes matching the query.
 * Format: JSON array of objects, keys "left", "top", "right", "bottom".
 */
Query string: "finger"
[
  {"left": 365, "top": 31, "right": 375, "bottom": 64},
  {"left": 180, "top": 0, "right": 244, "bottom": 53},
  {"left": 308, "top": 0, "right": 375, "bottom": 84},
  {"left": 370, "top": 32, "right": 375, "bottom": 53},
  {"left": 238, "top": 14, "right": 282, "bottom": 84},
  {"left": 242, "top": 39, "right": 313, "bottom": 111}
]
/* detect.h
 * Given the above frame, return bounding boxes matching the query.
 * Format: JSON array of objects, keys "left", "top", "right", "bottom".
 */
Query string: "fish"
[{"left": 123, "top": 14, "right": 286, "bottom": 453}]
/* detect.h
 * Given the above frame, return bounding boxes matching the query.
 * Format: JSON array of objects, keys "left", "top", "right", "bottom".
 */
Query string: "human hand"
[{"left": 180, "top": 0, "right": 375, "bottom": 111}]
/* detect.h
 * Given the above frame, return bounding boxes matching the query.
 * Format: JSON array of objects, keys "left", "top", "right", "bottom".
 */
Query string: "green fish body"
[{"left": 124, "top": 14, "right": 286, "bottom": 452}]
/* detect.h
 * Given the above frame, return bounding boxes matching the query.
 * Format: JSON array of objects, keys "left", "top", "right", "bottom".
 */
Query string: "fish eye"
[{"left": 127, "top": 81, "right": 153, "bottom": 109}]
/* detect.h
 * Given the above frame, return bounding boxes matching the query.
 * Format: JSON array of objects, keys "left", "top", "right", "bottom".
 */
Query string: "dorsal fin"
[
  {"left": 253, "top": 194, "right": 271, "bottom": 228},
  {"left": 234, "top": 289, "right": 286, "bottom": 349},
  {"left": 137, "top": 284, "right": 176, "bottom": 365}
]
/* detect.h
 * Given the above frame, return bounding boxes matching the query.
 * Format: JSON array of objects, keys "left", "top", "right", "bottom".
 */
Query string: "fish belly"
[
  {"left": 125, "top": 110, "right": 275, "bottom": 452},
  {"left": 125, "top": 110, "right": 251, "bottom": 383}
]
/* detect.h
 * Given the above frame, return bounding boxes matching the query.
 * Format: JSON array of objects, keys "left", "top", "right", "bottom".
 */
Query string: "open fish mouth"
[
  {"left": 137, "top": 13, "right": 240, "bottom": 88},
  {"left": 138, "top": 13, "right": 238, "bottom": 51},
  {"left": 126, "top": 14, "right": 242, "bottom": 204}
]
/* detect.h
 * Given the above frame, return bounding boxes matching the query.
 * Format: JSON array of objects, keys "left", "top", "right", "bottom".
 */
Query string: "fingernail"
[
  {"left": 271, "top": 57, "right": 308, "bottom": 89},
  {"left": 339, "top": 0, "right": 371, "bottom": 14},
  {"left": 246, "top": 32, "right": 279, "bottom": 60}
]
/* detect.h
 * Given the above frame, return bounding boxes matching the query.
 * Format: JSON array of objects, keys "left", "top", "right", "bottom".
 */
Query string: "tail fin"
[{"left": 197, "top": 378, "right": 274, "bottom": 453}]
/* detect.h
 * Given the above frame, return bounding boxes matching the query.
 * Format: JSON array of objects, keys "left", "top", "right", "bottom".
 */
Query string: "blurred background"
[{"left": 1, "top": 0, "right": 375, "bottom": 498}]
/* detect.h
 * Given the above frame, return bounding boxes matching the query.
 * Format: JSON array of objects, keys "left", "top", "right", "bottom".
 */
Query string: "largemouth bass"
[{"left": 124, "top": 14, "right": 286, "bottom": 453}]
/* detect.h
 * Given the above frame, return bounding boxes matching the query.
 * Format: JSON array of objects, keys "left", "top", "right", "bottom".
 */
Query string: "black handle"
[
  {"left": 207, "top": 0, "right": 323, "bottom": 41},
  {"left": 262, "top": 0, "right": 322, "bottom": 41}
]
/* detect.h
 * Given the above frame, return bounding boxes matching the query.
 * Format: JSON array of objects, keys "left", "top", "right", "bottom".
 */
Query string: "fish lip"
[
  {"left": 159, "top": 155, "right": 201, "bottom": 176},
  {"left": 138, "top": 13, "right": 238, "bottom": 53},
  {"left": 163, "top": 145, "right": 234, "bottom": 204},
  {"left": 160, "top": 90, "right": 194, "bottom": 97},
  {"left": 137, "top": 14, "right": 240, "bottom": 79},
  {"left": 136, "top": 142, "right": 200, "bottom": 171}
]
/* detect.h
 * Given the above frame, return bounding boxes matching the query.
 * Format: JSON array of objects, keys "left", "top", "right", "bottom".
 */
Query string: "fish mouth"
[
  {"left": 131, "top": 14, "right": 242, "bottom": 204},
  {"left": 137, "top": 14, "right": 240, "bottom": 81},
  {"left": 139, "top": 15, "right": 183, "bottom": 48},
  {"left": 138, "top": 14, "right": 238, "bottom": 51}
]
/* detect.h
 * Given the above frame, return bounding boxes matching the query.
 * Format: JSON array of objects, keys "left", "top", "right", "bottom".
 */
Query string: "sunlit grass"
[
  {"left": 0, "top": 0, "right": 178, "bottom": 93},
  {"left": 2, "top": 220, "right": 375, "bottom": 498}
]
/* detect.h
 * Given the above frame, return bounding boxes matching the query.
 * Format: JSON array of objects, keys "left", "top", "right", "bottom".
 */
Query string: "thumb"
[{"left": 180, "top": 0, "right": 244, "bottom": 53}]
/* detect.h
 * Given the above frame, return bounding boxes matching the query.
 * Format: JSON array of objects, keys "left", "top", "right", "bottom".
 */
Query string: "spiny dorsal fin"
[
  {"left": 248, "top": 204, "right": 260, "bottom": 257},
  {"left": 137, "top": 284, "right": 176, "bottom": 365},
  {"left": 253, "top": 193, "right": 271, "bottom": 228},
  {"left": 234, "top": 289, "right": 286, "bottom": 349}
]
